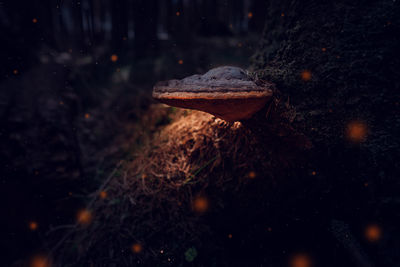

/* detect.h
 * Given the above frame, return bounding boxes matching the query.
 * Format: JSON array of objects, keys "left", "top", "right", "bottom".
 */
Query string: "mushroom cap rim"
[{"left": 152, "top": 89, "right": 273, "bottom": 100}]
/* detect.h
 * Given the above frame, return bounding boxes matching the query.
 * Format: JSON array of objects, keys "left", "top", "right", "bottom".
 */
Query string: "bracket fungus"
[{"left": 153, "top": 66, "right": 274, "bottom": 122}]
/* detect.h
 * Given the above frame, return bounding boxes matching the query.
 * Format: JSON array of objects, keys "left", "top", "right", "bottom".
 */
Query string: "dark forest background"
[
  {"left": 1, "top": 0, "right": 399, "bottom": 266},
  {"left": 0, "top": 0, "right": 268, "bottom": 265},
  {"left": 1, "top": 0, "right": 266, "bottom": 79}
]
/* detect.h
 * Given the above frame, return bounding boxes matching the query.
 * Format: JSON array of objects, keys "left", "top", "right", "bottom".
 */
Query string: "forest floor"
[{"left": 0, "top": 35, "right": 258, "bottom": 266}]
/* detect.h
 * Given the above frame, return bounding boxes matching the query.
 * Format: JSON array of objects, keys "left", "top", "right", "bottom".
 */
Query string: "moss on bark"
[{"left": 252, "top": 0, "right": 399, "bottom": 180}]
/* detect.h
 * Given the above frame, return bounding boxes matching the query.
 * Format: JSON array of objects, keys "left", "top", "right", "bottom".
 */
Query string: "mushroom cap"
[{"left": 153, "top": 66, "right": 274, "bottom": 122}]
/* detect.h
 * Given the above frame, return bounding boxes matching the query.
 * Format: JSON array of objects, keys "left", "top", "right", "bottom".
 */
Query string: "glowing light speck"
[
  {"left": 77, "top": 209, "right": 92, "bottom": 226},
  {"left": 365, "top": 223, "right": 382, "bottom": 242},
  {"left": 110, "top": 54, "right": 118, "bottom": 62},
  {"left": 29, "top": 221, "right": 38, "bottom": 231},
  {"left": 193, "top": 196, "right": 209, "bottom": 214},
  {"left": 301, "top": 70, "right": 312, "bottom": 81},
  {"left": 99, "top": 191, "right": 107, "bottom": 199},
  {"left": 30, "top": 255, "right": 50, "bottom": 267},
  {"left": 290, "top": 253, "right": 312, "bottom": 267},
  {"left": 346, "top": 121, "right": 367, "bottom": 143},
  {"left": 132, "top": 243, "right": 143, "bottom": 253},
  {"left": 248, "top": 171, "right": 256, "bottom": 179},
  {"left": 248, "top": 12, "right": 253, "bottom": 19},
  {"left": 178, "top": 59, "right": 183, "bottom": 65}
]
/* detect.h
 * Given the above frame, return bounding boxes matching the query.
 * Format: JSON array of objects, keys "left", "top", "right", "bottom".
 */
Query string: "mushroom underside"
[{"left": 156, "top": 96, "right": 271, "bottom": 122}]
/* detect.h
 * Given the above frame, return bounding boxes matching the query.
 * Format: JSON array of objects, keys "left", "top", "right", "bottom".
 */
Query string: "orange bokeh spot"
[
  {"left": 30, "top": 255, "right": 50, "bottom": 267},
  {"left": 176, "top": 11, "right": 180, "bottom": 16},
  {"left": 248, "top": 171, "right": 256, "bottom": 179},
  {"left": 132, "top": 243, "right": 143, "bottom": 253},
  {"left": 193, "top": 196, "right": 209, "bottom": 214},
  {"left": 84, "top": 113, "right": 90, "bottom": 119},
  {"left": 365, "top": 224, "right": 381, "bottom": 242},
  {"left": 13, "top": 69, "right": 18, "bottom": 75},
  {"left": 32, "top": 18, "right": 38, "bottom": 23},
  {"left": 99, "top": 191, "right": 107, "bottom": 199},
  {"left": 248, "top": 12, "right": 253, "bottom": 19},
  {"left": 77, "top": 209, "right": 92, "bottom": 226},
  {"left": 228, "top": 233, "right": 233, "bottom": 239},
  {"left": 301, "top": 70, "right": 312, "bottom": 81},
  {"left": 321, "top": 47, "right": 327, "bottom": 52},
  {"left": 311, "top": 171, "right": 316, "bottom": 176},
  {"left": 178, "top": 59, "right": 183, "bottom": 65},
  {"left": 281, "top": 13, "right": 285, "bottom": 17},
  {"left": 29, "top": 221, "right": 38, "bottom": 231},
  {"left": 346, "top": 121, "right": 367, "bottom": 143},
  {"left": 110, "top": 54, "right": 118, "bottom": 62},
  {"left": 290, "top": 253, "right": 312, "bottom": 267}
]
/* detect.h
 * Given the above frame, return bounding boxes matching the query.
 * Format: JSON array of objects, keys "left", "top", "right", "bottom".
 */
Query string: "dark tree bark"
[
  {"left": 72, "top": 0, "right": 85, "bottom": 51},
  {"left": 111, "top": 0, "right": 128, "bottom": 52},
  {"left": 251, "top": 1, "right": 400, "bottom": 264},
  {"left": 253, "top": 0, "right": 399, "bottom": 163},
  {"left": 133, "top": 0, "right": 159, "bottom": 58}
]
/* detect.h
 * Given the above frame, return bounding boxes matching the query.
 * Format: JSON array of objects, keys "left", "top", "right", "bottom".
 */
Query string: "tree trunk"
[
  {"left": 250, "top": 1, "right": 399, "bottom": 265},
  {"left": 133, "top": 0, "right": 159, "bottom": 58},
  {"left": 111, "top": 0, "right": 128, "bottom": 52}
]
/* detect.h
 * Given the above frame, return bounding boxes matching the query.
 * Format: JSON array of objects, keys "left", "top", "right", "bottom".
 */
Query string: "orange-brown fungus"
[{"left": 153, "top": 66, "right": 274, "bottom": 122}]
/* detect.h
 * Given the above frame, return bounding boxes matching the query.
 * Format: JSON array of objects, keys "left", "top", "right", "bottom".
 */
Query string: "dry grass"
[{"left": 47, "top": 105, "right": 304, "bottom": 266}]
